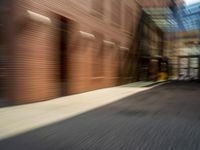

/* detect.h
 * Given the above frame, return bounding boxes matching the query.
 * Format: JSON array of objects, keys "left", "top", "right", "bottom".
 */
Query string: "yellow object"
[{"left": 158, "top": 72, "right": 168, "bottom": 81}]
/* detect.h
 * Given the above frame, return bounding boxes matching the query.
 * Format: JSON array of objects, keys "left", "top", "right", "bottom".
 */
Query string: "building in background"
[{"left": 137, "top": 11, "right": 167, "bottom": 81}]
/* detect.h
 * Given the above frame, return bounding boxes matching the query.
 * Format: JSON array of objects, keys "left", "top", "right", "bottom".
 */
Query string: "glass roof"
[
  {"left": 185, "top": 0, "right": 200, "bottom": 5},
  {"left": 143, "top": 1, "right": 200, "bottom": 32}
]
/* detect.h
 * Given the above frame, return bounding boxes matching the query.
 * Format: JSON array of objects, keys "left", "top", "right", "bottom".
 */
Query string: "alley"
[{"left": 1, "top": 81, "right": 200, "bottom": 150}]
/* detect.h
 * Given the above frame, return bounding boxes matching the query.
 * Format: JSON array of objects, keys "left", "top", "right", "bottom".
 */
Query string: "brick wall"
[{"left": 2, "top": 0, "right": 144, "bottom": 104}]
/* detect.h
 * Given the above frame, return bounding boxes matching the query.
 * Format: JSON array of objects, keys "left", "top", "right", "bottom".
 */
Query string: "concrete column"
[
  {"left": 198, "top": 56, "right": 200, "bottom": 79},
  {"left": 188, "top": 57, "right": 190, "bottom": 78},
  {"left": 177, "top": 57, "right": 180, "bottom": 79}
]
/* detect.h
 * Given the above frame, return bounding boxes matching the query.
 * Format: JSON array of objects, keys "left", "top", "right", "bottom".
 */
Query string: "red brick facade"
[{"left": 0, "top": 0, "right": 169, "bottom": 104}]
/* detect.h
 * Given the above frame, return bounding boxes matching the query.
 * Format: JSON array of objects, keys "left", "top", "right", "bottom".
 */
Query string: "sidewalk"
[
  {"left": 0, "top": 81, "right": 163, "bottom": 140},
  {"left": 121, "top": 80, "right": 166, "bottom": 87}
]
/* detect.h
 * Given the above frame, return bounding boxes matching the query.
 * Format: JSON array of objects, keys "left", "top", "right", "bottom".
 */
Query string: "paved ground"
[
  {"left": 1, "top": 81, "right": 200, "bottom": 150},
  {"left": 121, "top": 81, "right": 162, "bottom": 87}
]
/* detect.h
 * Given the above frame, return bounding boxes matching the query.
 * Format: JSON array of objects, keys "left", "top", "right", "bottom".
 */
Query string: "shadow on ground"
[{"left": 1, "top": 81, "right": 200, "bottom": 150}]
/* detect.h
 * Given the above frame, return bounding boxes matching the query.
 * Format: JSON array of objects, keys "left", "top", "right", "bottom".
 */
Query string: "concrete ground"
[{"left": 1, "top": 81, "right": 200, "bottom": 150}]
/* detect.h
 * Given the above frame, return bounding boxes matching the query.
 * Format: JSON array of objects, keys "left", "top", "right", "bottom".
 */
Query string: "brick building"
[{"left": 0, "top": 0, "right": 171, "bottom": 104}]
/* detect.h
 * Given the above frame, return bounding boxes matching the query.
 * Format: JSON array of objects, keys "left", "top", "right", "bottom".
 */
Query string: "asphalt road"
[{"left": 1, "top": 81, "right": 200, "bottom": 150}]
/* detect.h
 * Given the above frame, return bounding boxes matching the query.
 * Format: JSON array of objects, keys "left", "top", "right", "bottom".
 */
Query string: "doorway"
[
  {"left": 58, "top": 16, "right": 69, "bottom": 96},
  {"left": 178, "top": 56, "right": 200, "bottom": 80}
]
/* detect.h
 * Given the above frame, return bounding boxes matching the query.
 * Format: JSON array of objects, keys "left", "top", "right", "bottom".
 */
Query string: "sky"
[{"left": 184, "top": 0, "right": 200, "bottom": 5}]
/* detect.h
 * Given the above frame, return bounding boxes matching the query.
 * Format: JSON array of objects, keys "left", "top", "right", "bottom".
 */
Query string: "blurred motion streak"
[
  {"left": 0, "top": 0, "right": 200, "bottom": 105},
  {"left": 0, "top": 0, "right": 142, "bottom": 105}
]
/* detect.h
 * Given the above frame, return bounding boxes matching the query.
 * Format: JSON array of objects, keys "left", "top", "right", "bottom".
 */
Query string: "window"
[
  {"left": 91, "top": 0, "right": 104, "bottom": 18},
  {"left": 111, "top": 0, "right": 121, "bottom": 26},
  {"left": 92, "top": 33, "right": 104, "bottom": 77},
  {"left": 125, "top": 5, "right": 133, "bottom": 33}
]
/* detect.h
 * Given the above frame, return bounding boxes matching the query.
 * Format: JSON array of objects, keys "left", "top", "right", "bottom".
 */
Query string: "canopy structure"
[{"left": 143, "top": 1, "right": 200, "bottom": 32}]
